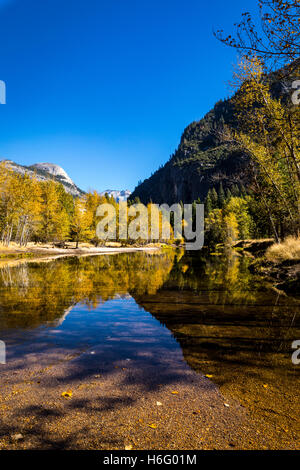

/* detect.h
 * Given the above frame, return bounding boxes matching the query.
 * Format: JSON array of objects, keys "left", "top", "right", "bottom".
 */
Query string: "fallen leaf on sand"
[
  {"left": 11, "top": 433, "right": 24, "bottom": 441},
  {"left": 263, "top": 384, "right": 268, "bottom": 389},
  {"left": 205, "top": 374, "right": 213, "bottom": 378},
  {"left": 171, "top": 391, "right": 179, "bottom": 395},
  {"left": 61, "top": 390, "right": 73, "bottom": 398},
  {"left": 148, "top": 424, "right": 157, "bottom": 429},
  {"left": 224, "top": 403, "right": 230, "bottom": 407}
]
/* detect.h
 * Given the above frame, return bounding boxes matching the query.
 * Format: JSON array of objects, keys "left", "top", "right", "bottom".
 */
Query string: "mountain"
[
  {"left": 130, "top": 62, "right": 299, "bottom": 205},
  {"left": 1, "top": 160, "right": 132, "bottom": 201},
  {"left": 130, "top": 100, "right": 249, "bottom": 204},
  {"left": 1, "top": 160, "right": 84, "bottom": 197},
  {"left": 100, "top": 189, "right": 131, "bottom": 202},
  {"left": 30, "top": 163, "right": 75, "bottom": 188}
]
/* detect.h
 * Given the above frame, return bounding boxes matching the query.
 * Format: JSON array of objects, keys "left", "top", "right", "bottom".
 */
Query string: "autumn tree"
[
  {"left": 228, "top": 57, "right": 300, "bottom": 238},
  {"left": 14, "top": 173, "right": 42, "bottom": 246},
  {"left": 225, "top": 196, "right": 253, "bottom": 240},
  {"left": 71, "top": 196, "right": 94, "bottom": 248},
  {"left": 0, "top": 164, "right": 42, "bottom": 246},
  {"left": 215, "top": 0, "right": 300, "bottom": 70},
  {"left": 38, "top": 180, "right": 71, "bottom": 243}
]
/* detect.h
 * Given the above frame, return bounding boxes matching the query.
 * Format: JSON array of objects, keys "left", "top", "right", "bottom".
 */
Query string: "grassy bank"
[
  {"left": 266, "top": 236, "right": 300, "bottom": 263},
  {"left": 238, "top": 237, "right": 300, "bottom": 294}
]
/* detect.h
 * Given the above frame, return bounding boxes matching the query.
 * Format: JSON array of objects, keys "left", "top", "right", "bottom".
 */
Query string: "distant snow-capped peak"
[{"left": 100, "top": 189, "right": 131, "bottom": 202}]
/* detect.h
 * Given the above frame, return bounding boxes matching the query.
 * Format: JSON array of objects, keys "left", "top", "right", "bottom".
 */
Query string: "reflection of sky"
[{"left": 3, "top": 297, "right": 178, "bottom": 363}]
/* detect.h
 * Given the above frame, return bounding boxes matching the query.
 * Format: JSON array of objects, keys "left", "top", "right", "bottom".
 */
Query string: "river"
[{"left": 0, "top": 250, "right": 299, "bottom": 449}]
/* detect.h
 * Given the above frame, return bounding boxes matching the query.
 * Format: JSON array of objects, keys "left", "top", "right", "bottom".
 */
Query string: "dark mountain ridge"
[{"left": 131, "top": 62, "right": 298, "bottom": 205}]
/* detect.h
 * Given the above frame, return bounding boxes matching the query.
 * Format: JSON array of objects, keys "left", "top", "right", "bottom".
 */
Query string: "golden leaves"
[{"left": 61, "top": 390, "right": 73, "bottom": 398}]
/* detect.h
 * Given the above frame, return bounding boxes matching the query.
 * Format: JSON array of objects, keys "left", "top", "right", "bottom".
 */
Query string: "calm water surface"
[{"left": 0, "top": 250, "right": 299, "bottom": 432}]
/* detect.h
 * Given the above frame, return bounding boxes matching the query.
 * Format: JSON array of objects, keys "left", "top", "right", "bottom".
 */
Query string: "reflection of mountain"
[
  {"left": 1, "top": 249, "right": 299, "bottom": 365},
  {"left": 131, "top": 251, "right": 300, "bottom": 438},
  {"left": 130, "top": 250, "right": 300, "bottom": 415},
  {"left": 0, "top": 251, "right": 175, "bottom": 329},
  {"left": 53, "top": 305, "right": 76, "bottom": 327},
  {"left": 133, "top": 251, "right": 300, "bottom": 360},
  {"left": 1, "top": 250, "right": 299, "bottom": 440}
]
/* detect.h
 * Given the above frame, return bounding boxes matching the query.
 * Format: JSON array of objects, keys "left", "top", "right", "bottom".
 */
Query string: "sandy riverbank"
[
  {"left": 1, "top": 342, "right": 292, "bottom": 450},
  {"left": 0, "top": 242, "right": 162, "bottom": 268}
]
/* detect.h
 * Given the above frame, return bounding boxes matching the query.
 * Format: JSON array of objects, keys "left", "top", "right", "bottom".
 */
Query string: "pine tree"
[
  {"left": 240, "top": 184, "right": 247, "bottom": 198},
  {"left": 231, "top": 184, "right": 240, "bottom": 197},
  {"left": 225, "top": 188, "right": 232, "bottom": 202},
  {"left": 205, "top": 190, "right": 213, "bottom": 216},
  {"left": 218, "top": 183, "right": 225, "bottom": 208},
  {"left": 211, "top": 188, "right": 218, "bottom": 208}
]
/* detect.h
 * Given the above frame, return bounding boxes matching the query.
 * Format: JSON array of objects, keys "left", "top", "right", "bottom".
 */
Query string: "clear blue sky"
[{"left": 0, "top": 0, "right": 258, "bottom": 192}]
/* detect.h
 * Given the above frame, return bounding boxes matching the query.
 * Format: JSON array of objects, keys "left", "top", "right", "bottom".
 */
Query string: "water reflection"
[
  {"left": 0, "top": 251, "right": 175, "bottom": 329},
  {"left": 133, "top": 250, "right": 300, "bottom": 441},
  {"left": 1, "top": 249, "right": 299, "bottom": 358},
  {"left": 0, "top": 249, "right": 299, "bottom": 440}
]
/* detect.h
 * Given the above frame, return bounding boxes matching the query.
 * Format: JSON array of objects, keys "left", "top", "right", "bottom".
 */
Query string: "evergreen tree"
[
  {"left": 218, "top": 183, "right": 225, "bottom": 208},
  {"left": 211, "top": 188, "right": 218, "bottom": 208},
  {"left": 205, "top": 190, "right": 213, "bottom": 216},
  {"left": 231, "top": 184, "right": 240, "bottom": 197},
  {"left": 240, "top": 184, "right": 247, "bottom": 198},
  {"left": 225, "top": 188, "right": 232, "bottom": 202}
]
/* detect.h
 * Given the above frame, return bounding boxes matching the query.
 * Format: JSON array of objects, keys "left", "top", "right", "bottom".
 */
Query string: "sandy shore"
[
  {"left": 0, "top": 342, "right": 284, "bottom": 450},
  {"left": 0, "top": 243, "right": 161, "bottom": 268}
]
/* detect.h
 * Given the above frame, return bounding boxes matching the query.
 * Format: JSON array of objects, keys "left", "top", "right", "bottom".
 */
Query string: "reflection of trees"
[
  {"left": 133, "top": 249, "right": 300, "bottom": 357},
  {"left": 131, "top": 250, "right": 300, "bottom": 438},
  {"left": 0, "top": 251, "right": 175, "bottom": 329},
  {"left": 2, "top": 248, "right": 299, "bottom": 355},
  {"left": 160, "top": 249, "right": 266, "bottom": 305},
  {"left": 2, "top": 248, "right": 299, "bottom": 435}
]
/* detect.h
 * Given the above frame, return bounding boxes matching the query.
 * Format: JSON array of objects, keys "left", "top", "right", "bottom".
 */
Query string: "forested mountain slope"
[{"left": 131, "top": 62, "right": 298, "bottom": 204}]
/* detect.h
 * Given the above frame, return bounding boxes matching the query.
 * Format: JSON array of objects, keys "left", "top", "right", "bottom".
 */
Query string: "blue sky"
[{"left": 0, "top": 0, "right": 258, "bottom": 192}]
